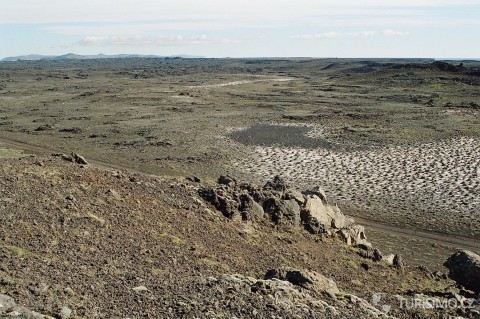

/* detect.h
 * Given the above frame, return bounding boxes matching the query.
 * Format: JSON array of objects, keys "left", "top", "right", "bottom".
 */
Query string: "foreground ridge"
[{"left": 0, "top": 154, "right": 479, "bottom": 318}]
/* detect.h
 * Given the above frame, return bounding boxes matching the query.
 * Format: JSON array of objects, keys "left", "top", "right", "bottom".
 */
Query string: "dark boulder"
[{"left": 444, "top": 250, "right": 480, "bottom": 292}]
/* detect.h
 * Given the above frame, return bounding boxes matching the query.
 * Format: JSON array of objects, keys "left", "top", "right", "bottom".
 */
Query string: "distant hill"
[{"left": 1, "top": 53, "right": 205, "bottom": 62}]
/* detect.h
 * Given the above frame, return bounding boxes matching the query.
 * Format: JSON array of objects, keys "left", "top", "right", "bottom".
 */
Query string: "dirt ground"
[{"left": 1, "top": 155, "right": 477, "bottom": 318}]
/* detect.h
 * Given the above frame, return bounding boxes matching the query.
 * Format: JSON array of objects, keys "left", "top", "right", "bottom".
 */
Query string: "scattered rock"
[
  {"left": 264, "top": 267, "right": 340, "bottom": 297},
  {"left": 357, "top": 245, "right": 382, "bottom": 262},
  {"left": 444, "top": 250, "right": 480, "bottom": 292},
  {"left": 71, "top": 152, "right": 88, "bottom": 165}
]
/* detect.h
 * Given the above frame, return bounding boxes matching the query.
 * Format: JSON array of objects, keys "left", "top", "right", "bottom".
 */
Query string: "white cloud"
[
  {"left": 77, "top": 35, "right": 239, "bottom": 47},
  {"left": 382, "top": 29, "right": 409, "bottom": 36},
  {"left": 1, "top": 0, "right": 478, "bottom": 24},
  {"left": 45, "top": 21, "right": 230, "bottom": 35},
  {"left": 291, "top": 30, "right": 409, "bottom": 39}
]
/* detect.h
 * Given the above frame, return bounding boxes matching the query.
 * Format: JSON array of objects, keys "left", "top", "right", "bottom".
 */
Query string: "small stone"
[
  {"left": 59, "top": 306, "right": 72, "bottom": 319},
  {"left": 64, "top": 288, "right": 75, "bottom": 296},
  {"left": 351, "top": 279, "right": 362, "bottom": 286},
  {"left": 106, "top": 189, "right": 122, "bottom": 200},
  {"left": 383, "top": 254, "right": 395, "bottom": 265},
  {"left": 132, "top": 285, "right": 148, "bottom": 292},
  {"left": 393, "top": 254, "right": 405, "bottom": 268}
]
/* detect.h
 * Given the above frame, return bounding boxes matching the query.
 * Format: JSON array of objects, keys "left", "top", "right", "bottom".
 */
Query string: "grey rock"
[
  {"left": 444, "top": 250, "right": 480, "bottom": 292},
  {"left": 59, "top": 306, "right": 72, "bottom": 319},
  {"left": 284, "top": 190, "right": 305, "bottom": 205},
  {"left": 337, "top": 225, "right": 370, "bottom": 247},
  {"left": 263, "top": 197, "right": 286, "bottom": 224},
  {"left": 0, "top": 295, "right": 55, "bottom": 318},
  {"left": 132, "top": 285, "right": 149, "bottom": 292},
  {"left": 218, "top": 175, "right": 236, "bottom": 187},
  {"left": 71, "top": 152, "right": 88, "bottom": 165},
  {"left": 283, "top": 199, "right": 301, "bottom": 227},
  {"left": 263, "top": 175, "right": 289, "bottom": 192},
  {"left": 393, "top": 254, "right": 405, "bottom": 269},
  {"left": 308, "top": 186, "right": 329, "bottom": 203},
  {"left": 383, "top": 254, "right": 395, "bottom": 266},
  {"left": 0, "top": 294, "right": 15, "bottom": 314},
  {"left": 302, "top": 195, "right": 345, "bottom": 229},
  {"left": 106, "top": 188, "right": 122, "bottom": 200},
  {"left": 264, "top": 267, "right": 340, "bottom": 297},
  {"left": 357, "top": 245, "right": 382, "bottom": 262},
  {"left": 239, "top": 194, "right": 264, "bottom": 220},
  {"left": 198, "top": 187, "right": 239, "bottom": 219}
]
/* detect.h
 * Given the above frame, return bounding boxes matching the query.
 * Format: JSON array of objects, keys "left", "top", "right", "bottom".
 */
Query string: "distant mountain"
[
  {"left": 1, "top": 54, "right": 55, "bottom": 61},
  {"left": 1, "top": 53, "right": 205, "bottom": 62}
]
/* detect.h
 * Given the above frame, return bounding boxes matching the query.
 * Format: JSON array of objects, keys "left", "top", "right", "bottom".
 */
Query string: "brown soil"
[{"left": 1, "top": 155, "right": 475, "bottom": 318}]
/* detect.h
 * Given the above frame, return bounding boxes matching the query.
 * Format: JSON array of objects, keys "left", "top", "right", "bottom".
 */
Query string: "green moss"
[
  {"left": 86, "top": 212, "right": 106, "bottom": 225},
  {"left": 158, "top": 232, "right": 184, "bottom": 245},
  {"left": 4, "top": 245, "right": 33, "bottom": 259},
  {"left": 0, "top": 148, "right": 28, "bottom": 159}
]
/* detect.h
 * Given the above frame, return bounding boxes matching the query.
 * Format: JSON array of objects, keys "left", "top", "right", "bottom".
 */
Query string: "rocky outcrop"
[
  {"left": 199, "top": 175, "right": 371, "bottom": 247},
  {"left": 220, "top": 270, "right": 394, "bottom": 318},
  {"left": 444, "top": 250, "right": 480, "bottom": 292}
]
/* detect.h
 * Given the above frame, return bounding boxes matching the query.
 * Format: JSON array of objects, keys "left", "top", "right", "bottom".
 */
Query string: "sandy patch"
[
  {"left": 188, "top": 78, "right": 294, "bottom": 89},
  {"left": 233, "top": 134, "right": 480, "bottom": 235}
]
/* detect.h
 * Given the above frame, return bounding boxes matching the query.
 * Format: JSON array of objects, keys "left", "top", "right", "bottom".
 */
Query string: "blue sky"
[{"left": 1, "top": 0, "right": 479, "bottom": 58}]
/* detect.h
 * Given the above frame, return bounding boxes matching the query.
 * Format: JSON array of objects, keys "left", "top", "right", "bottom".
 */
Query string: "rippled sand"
[{"left": 233, "top": 135, "right": 480, "bottom": 237}]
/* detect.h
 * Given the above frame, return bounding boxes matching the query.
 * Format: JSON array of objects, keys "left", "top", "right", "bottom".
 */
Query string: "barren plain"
[{"left": 1, "top": 58, "right": 479, "bottom": 270}]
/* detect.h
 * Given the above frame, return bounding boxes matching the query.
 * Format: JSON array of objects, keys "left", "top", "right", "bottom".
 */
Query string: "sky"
[{"left": 1, "top": 0, "right": 479, "bottom": 59}]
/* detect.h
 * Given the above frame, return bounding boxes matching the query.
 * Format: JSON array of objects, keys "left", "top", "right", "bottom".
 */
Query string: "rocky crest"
[{"left": 199, "top": 175, "right": 373, "bottom": 248}]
